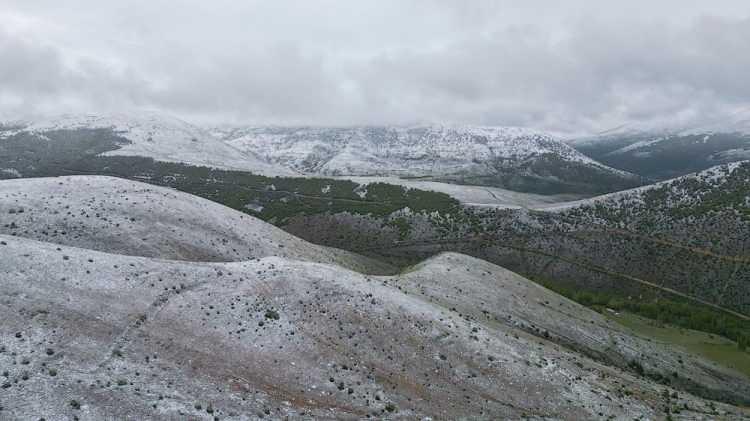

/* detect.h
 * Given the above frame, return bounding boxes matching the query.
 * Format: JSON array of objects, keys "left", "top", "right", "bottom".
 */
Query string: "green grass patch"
[
  {"left": 608, "top": 311, "right": 750, "bottom": 379},
  {"left": 533, "top": 278, "right": 750, "bottom": 353}
]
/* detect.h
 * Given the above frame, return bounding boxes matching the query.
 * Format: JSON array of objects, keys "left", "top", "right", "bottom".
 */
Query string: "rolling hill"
[
  {"left": 0, "top": 238, "right": 746, "bottom": 419},
  {"left": 0, "top": 175, "right": 393, "bottom": 274}
]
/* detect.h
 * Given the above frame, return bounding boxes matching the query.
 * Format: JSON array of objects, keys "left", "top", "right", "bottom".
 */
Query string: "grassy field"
[{"left": 608, "top": 311, "right": 750, "bottom": 379}]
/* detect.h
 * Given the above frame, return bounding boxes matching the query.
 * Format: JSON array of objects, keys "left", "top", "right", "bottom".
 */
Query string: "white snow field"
[{"left": 339, "top": 175, "right": 582, "bottom": 209}]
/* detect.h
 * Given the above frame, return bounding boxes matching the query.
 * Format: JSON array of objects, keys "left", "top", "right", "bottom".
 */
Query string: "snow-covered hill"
[
  {"left": 4, "top": 112, "right": 293, "bottom": 176},
  {"left": 0, "top": 175, "right": 391, "bottom": 273},
  {"left": 540, "top": 161, "right": 750, "bottom": 212},
  {"left": 2, "top": 234, "right": 748, "bottom": 419},
  {"left": 219, "top": 125, "right": 640, "bottom": 194}
]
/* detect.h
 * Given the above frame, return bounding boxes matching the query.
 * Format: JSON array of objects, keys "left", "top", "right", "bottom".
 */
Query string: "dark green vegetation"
[
  {"left": 0, "top": 128, "right": 458, "bottom": 223},
  {"left": 76, "top": 156, "right": 458, "bottom": 223},
  {"left": 574, "top": 132, "right": 750, "bottom": 180}
]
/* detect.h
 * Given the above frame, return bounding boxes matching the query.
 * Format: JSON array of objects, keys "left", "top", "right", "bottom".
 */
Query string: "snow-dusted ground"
[
  {"left": 17, "top": 112, "right": 295, "bottom": 176},
  {"left": 2, "top": 234, "right": 747, "bottom": 419},
  {"left": 339, "top": 176, "right": 581, "bottom": 209},
  {"left": 0, "top": 175, "right": 392, "bottom": 273}
]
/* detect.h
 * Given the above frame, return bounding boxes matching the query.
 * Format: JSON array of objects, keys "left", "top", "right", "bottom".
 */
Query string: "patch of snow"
[
  {"left": 606, "top": 136, "right": 670, "bottom": 155},
  {"left": 0, "top": 168, "right": 22, "bottom": 178},
  {"left": 244, "top": 203, "right": 264, "bottom": 212},
  {"left": 340, "top": 176, "right": 580, "bottom": 209}
]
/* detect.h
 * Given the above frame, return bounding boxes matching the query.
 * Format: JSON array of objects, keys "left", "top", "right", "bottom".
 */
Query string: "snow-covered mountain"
[
  {"left": 3, "top": 112, "right": 293, "bottom": 176},
  {"left": 570, "top": 112, "right": 750, "bottom": 180},
  {"left": 218, "top": 125, "right": 642, "bottom": 194},
  {"left": 3, "top": 113, "right": 641, "bottom": 194}
]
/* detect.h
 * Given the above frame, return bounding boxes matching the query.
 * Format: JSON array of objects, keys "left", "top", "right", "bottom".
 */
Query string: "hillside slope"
[
  {"left": 1, "top": 235, "right": 748, "bottom": 419},
  {"left": 222, "top": 125, "right": 642, "bottom": 194},
  {"left": 284, "top": 162, "right": 750, "bottom": 318},
  {"left": 0, "top": 175, "right": 393, "bottom": 274}
]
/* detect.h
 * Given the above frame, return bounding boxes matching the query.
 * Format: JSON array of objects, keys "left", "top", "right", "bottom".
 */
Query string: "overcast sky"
[{"left": 1, "top": 1, "right": 749, "bottom": 134}]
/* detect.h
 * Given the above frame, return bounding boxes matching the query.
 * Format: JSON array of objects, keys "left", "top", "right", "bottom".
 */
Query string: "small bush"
[{"left": 264, "top": 309, "right": 280, "bottom": 320}]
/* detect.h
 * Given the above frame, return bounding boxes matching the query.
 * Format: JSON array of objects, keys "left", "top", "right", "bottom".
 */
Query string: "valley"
[
  {"left": 4, "top": 2, "right": 750, "bottom": 419},
  {"left": 1, "top": 176, "right": 749, "bottom": 420},
  {"left": 1, "top": 113, "right": 750, "bottom": 419}
]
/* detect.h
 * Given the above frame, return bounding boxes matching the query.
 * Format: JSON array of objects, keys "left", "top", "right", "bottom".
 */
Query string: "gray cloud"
[{"left": 1, "top": 1, "right": 749, "bottom": 133}]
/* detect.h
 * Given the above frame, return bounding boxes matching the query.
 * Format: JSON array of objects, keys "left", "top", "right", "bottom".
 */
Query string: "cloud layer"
[{"left": 1, "top": 1, "right": 749, "bottom": 134}]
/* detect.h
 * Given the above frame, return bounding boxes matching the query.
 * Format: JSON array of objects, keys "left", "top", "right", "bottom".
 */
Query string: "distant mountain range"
[
  {"left": 217, "top": 125, "right": 642, "bottom": 194},
  {"left": 570, "top": 113, "right": 750, "bottom": 180},
  {"left": 8, "top": 111, "right": 750, "bottom": 196},
  {"left": 1, "top": 112, "right": 641, "bottom": 195}
]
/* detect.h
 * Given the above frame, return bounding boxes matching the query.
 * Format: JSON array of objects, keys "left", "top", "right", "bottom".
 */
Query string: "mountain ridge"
[{"left": 219, "top": 124, "right": 642, "bottom": 194}]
